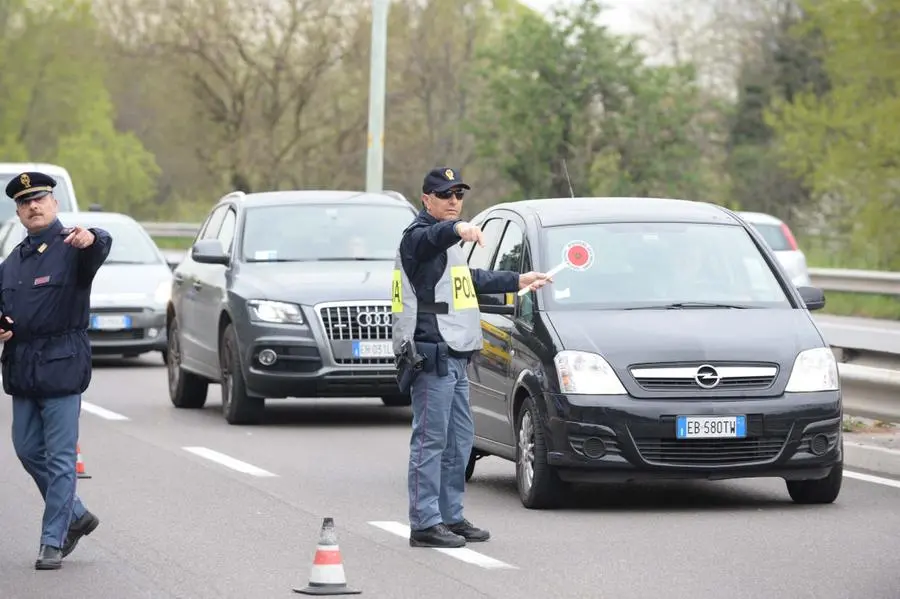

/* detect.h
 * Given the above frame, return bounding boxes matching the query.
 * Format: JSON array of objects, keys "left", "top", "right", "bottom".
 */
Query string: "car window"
[
  {"left": 540, "top": 222, "right": 792, "bottom": 310},
  {"left": 200, "top": 206, "right": 228, "bottom": 241},
  {"left": 518, "top": 244, "right": 536, "bottom": 325},
  {"left": 492, "top": 221, "right": 524, "bottom": 271},
  {"left": 0, "top": 173, "right": 76, "bottom": 223},
  {"left": 217, "top": 209, "right": 237, "bottom": 253},
  {"left": 750, "top": 223, "right": 792, "bottom": 251},
  {"left": 467, "top": 218, "right": 505, "bottom": 270},
  {"left": 242, "top": 203, "right": 415, "bottom": 262}
]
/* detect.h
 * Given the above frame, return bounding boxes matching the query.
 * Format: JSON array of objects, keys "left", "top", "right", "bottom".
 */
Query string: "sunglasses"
[{"left": 432, "top": 189, "right": 465, "bottom": 200}]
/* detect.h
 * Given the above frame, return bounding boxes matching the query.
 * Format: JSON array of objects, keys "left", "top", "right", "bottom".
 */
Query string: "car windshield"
[
  {"left": 242, "top": 203, "right": 415, "bottom": 262},
  {"left": 2, "top": 218, "right": 162, "bottom": 265},
  {"left": 0, "top": 173, "right": 76, "bottom": 223},
  {"left": 540, "top": 221, "right": 793, "bottom": 310}
]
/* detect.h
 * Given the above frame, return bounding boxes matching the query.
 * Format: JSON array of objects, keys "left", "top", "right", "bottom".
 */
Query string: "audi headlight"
[
  {"left": 153, "top": 280, "right": 171, "bottom": 305},
  {"left": 554, "top": 350, "right": 627, "bottom": 395},
  {"left": 785, "top": 347, "right": 839, "bottom": 392},
  {"left": 247, "top": 300, "right": 304, "bottom": 324}
]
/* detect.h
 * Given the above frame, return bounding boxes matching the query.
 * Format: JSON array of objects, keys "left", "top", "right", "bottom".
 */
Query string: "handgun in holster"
[{"left": 395, "top": 337, "right": 426, "bottom": 394}]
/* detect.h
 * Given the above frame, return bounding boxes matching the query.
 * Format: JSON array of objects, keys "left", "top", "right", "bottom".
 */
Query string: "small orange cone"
[
  {"left": 293, "top": 517, "right": 360, "bottom": 595},
  {"left": 76, "top": 444, "right": 91, "bottom": 479}
]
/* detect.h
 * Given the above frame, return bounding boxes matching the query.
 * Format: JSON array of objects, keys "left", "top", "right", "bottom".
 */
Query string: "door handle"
[
  {"left": 192, "top": 281, "right": 202, "bottom": 291},
  {"left": 173, "top": 273, "right": 185, "bottom": 285}
]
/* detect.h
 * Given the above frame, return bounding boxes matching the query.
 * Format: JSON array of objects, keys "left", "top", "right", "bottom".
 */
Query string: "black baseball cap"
[{"left": 422, "top": 167, "right": 471, "bottom": 194}]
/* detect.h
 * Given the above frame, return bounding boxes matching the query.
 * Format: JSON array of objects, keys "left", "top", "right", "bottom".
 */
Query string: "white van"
[{"left": 0, "top": 162, "right": 81, "bottom": 221}]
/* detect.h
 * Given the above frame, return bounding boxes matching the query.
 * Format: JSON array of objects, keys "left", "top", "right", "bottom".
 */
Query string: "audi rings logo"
[
  {"left": 694, "top": 364, "right": 721, "bottom": 389},
  {"left": 357, "top": 311, "right": 391, "bottom": 327}
]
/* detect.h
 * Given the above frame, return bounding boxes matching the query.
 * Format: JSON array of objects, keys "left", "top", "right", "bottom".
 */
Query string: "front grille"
[
  {"left": 318, "top": 303, "right": 391, "bottom": 341},
  {"left": 317, "top": 302, "right": 394, "bottom": 365},
  {"left": 630, "top": 362, "right": 778, "bottom": 392},
  {"left": 88, "top": 330, "right": 144, "bottom": 341},
  {"left": 634, "top": 436, "right": 785, "bottom": 466}
]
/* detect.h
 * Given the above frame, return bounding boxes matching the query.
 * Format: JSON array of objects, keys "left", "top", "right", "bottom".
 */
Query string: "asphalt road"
[{"left": 2, "top": 356, "right": 899, "bottom": 599}]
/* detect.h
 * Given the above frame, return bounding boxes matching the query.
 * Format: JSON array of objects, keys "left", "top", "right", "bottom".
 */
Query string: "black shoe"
[
  {"left": 446, "top": 519, "right": 490, "bottom": 542},
  {"left": 62, "top": 511, "right": 100, "bottom": 558},
  {"left": 409, "top": 523, "right": 466, "bottom": 548},
  {"left": 35, "top": 545, "right": 62, "bottom": 570}
]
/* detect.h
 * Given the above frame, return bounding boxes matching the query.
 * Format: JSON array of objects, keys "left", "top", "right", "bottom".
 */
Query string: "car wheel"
[
  {"left": 516, "top": 394, "right": 566, "bottom": 509},
  {"left": 219, "top": 323, "right": 265, "bottom": 425},
  {"left": 167, "top": 317, "right": 208, "bottom": 409},
  {"left": 786, "top": 460, "right": 843, "bottom": 504},
  {"left": 381, "top": 394, "right": 411, "bottom": 407}
]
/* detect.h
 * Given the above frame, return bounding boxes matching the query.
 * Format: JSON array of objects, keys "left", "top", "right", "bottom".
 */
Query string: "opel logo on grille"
[
  {"left": 357, "top": 310, "right": 391, "bottom": 327},
  {"left": 694, "top": 364, "right": 721, "bottom": 389}
]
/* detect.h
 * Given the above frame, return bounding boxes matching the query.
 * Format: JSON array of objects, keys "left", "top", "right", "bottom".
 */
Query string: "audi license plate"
[
  {"left": 90, "top": 314, "right": 132, "bottom": 331},
  {"left": 676, "top": 415, "right": 747, "bottom": 439},
  {"left": 352, "top": 340, "right": 392, "bottom": 358}
]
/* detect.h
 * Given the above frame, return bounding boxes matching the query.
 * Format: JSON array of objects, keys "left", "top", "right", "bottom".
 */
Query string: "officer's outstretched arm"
[
  {"left": 402, "top": 219, "right": 463, "bottom": 263},
  {"left": 76, "top": 228, "right": 113, "bottom": 287},
  {"left": 470, "top": 268, "right": 519, "bottom": 295}
]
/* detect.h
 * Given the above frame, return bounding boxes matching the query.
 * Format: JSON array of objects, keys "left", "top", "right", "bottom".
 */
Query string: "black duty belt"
[{"left": 417, "top": 301, "right": 449, "bottom": 314}]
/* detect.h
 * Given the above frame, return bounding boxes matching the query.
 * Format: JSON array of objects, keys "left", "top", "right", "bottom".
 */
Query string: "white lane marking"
[
  {"left": 368, "top": 521, "right": 517, "bottom": 570},
  {"left": 81, "top": 401, "right": 130, "bottom": 421},
  {"left": 182, "top": 446, "right": 278, "bottom": 477},
  {"left": 845, "top": 469, "right": 900, "bottom": 490}
]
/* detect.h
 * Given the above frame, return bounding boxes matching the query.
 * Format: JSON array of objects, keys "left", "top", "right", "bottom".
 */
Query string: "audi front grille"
[{"left": 317, "top": 302, "right": 394, "bottom": 365}]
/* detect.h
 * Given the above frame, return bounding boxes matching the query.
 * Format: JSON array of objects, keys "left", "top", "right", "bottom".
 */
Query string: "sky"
[{"left": 517, "top": 0, "right": 656, "bottom": 37}]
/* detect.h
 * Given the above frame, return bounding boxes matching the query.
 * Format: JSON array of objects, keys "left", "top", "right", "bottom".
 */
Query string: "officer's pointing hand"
[
  {"left": 454, "top": 222, "right": 484, "bottom": 247},
  {"left": 64, "top": 226, "right": 95, "bottom": 249},
  {"left": 0, "top": 318, "right": 13, "bottom": 342},
  {"left": 518, "top": 271, "right": 552, "bottom": 292}
]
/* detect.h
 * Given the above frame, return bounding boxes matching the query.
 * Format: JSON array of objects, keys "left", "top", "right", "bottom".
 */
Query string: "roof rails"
[{"left": 218, "top": 190, "right": 246, "bottom": 202}]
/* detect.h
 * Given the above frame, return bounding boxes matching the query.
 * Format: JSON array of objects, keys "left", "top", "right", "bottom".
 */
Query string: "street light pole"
[{"left": 365, "top": 0, "right": 389, "bottom": 193}]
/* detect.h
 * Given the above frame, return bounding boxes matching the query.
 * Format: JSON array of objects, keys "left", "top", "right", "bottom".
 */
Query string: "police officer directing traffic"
[
  {"left": 2, "top": 171, "right": 112, "bottom": 570},
  {"left": 392, "top": 167, "right": 552, "bottom": 548}
]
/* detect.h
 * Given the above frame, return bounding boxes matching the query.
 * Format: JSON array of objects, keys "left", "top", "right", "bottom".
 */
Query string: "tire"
[
  {"left": 786, "top": 461, "right": 843, "bottom": 504},
  {"left": 516, "top": 394, "right": 567, "bottom": 509},
  {"left": 381, "top": 394, "right": 411, "bottom": 407},
  {"left": 167, "top": 316, "right": 208, "bottom": 409},
  {"left": 220, "top": 323, "right": 265, "bottom": 425},
  {"left": 465, "top": 449, "right": 477, "bottom": 482}
]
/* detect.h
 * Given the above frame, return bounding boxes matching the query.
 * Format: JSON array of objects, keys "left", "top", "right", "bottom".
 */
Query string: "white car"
[
  {"left": 0, "top": 162, "right": 81, "bottom": 220},
  {"left": 738, "top": 211, "right": 810, "bottom": 287}
]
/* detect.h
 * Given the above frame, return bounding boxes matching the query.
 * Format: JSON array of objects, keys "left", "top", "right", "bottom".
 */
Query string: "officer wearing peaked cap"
[
  {"left": 392, "top": 167, "right": 553, "bottom": 548},
  {"left": 2, "top": 171, "right": 112, "bottom": 570}
]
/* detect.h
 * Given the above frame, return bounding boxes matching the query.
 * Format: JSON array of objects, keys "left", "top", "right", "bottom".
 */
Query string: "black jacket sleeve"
[
  {"left": 401, "top": 219, "right": 463, "bottom": 263},
  {"left": 77, "top": 228, "right": 113, "bottom": 286},
  {"left": 471, "top": 268, "right": 519, "bottom": 294}
]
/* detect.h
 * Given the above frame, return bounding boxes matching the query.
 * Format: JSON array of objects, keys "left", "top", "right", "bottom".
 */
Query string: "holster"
[
  {"left": 413, "top": 341, "right": 450, "bottom": 377},
  {"left": 395, "top": 337, "right": 426, "bottom": 394}
]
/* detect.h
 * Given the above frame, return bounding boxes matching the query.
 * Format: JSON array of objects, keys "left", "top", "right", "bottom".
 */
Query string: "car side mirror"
[
  {"left": 797, "top": 286, "right": 826, "bottom": 311},
  {"left": 191, "top": 239, "right": 229, "bottom": 265},
  {"left": 478, "top": 293, "right": 515, "bottom": 315}
]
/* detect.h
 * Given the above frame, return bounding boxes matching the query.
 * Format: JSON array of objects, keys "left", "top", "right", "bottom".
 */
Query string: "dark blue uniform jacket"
[
  {"left": 0, "top": 218, "right": 112, "bottom": 399},
  {"left": 399, "top": 209, "right": 519, "bottom": 354}
]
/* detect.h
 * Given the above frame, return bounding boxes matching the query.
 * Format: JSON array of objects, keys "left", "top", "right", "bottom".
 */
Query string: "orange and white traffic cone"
[
  {"left": 76, "top": 444, "right": 91, "bottom": 479},
  {"left": 293, "top": 517, "right": 361, "bottom": 595}
]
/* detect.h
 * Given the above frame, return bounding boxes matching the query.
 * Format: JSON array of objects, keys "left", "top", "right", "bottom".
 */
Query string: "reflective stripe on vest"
[{"left": 391, "top": 243, "right": 483, "bottom": 354}]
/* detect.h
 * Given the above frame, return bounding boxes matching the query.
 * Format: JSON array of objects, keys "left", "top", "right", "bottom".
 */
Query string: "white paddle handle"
[{"left": 517, "top": 261, "right": 567, "bottom": 296}]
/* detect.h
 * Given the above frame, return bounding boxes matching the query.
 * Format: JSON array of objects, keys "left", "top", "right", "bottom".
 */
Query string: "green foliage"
[
  {"left": 766, "top": 0, "right": 900, "bottom": 269},
  {"left": 468, "top": 0, "right": 715, "bottom": 203},
  {"left": 0, "top": 0, "right": 159, "bottom": 215}
]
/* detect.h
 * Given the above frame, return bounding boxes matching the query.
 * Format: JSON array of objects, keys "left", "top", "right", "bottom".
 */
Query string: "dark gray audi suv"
[{"left": 165, "top": 189, "right": 417, "bottom": 424}]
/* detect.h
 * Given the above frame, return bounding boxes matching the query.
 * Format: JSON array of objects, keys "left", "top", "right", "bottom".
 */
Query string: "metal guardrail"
[
  {"left": 142, "top": 222, "right": 200, "bottom": 238},
  {"left": 809, "top": 268, "right": 900, "bottom": 296}
]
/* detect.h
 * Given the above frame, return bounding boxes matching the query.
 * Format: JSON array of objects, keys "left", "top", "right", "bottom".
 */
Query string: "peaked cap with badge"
[
  {"left": 422, "top": 167, "right": 471, "bottom": 194},
  {"left": 5, "top": 171, "right": 57, "bottom": 203}
]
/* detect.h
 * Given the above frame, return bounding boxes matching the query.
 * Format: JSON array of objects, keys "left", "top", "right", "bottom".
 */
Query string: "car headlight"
[
  {"left": 154, "top": 281, "right": 171, "bottom": 305},
  {"left": 785, "top": 347, "right": 839, "bottom": 392},
  {"left": 247, "top": 299, "right": 304, "bottom": 324},
  {"left": 554, "top": 350, "right": 627, "bottom": 395}
]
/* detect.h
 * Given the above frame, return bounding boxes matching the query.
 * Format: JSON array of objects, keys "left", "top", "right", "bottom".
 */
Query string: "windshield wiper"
[{"left": 626, "top": 302, "right": 751, "bottom": 310}]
